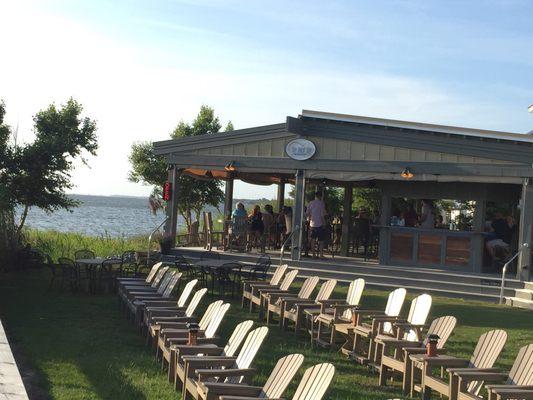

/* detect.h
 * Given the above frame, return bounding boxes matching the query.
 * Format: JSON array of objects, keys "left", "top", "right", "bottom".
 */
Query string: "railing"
[
  {"left": 499, "top": 242, "right": 529, "bottom": 304},
  {"left": 146, "top": 217, "right": 169, "bottom": 266},
  {"left": 279, "top": 225, "right": 300, "bottom": 265}
]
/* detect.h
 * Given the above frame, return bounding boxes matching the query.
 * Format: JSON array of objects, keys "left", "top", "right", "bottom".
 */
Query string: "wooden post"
[
  {"left": 340, "top": 184, "right": 353, "bottom": 257},
  {"left": 471, "top": 199, "right": 486, "bottom": 273},
  {"left": 223, "top": 175, "right": 234, "bottom": 220},
  {"left": 518, "top": 179, "right": 533, "bottom": 280},
  {"left": 277, "top": 181, "right": 285, "bottom": 213},
  {"left": 291, "top": 170, "right": 305, "bottom": 261},
  {"left": 378, "top": 190, "right": 392, "bottom": 265},
  {"left": 164, "top": 166, "right": 181, "bottom": 247}
]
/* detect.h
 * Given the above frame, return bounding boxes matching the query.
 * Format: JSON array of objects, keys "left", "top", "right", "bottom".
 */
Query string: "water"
[{"left": 18, "top": 195, "right": 173, "bottom": 237}]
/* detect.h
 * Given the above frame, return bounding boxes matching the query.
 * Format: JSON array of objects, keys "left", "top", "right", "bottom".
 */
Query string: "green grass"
[{"left": 1, "top": 269, "right": 532, "bottom": 400}]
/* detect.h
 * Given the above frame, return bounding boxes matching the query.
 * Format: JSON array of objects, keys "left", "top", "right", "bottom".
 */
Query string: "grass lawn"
[{"left": 1, "top": 270, "right": 532, "bottom": 400}]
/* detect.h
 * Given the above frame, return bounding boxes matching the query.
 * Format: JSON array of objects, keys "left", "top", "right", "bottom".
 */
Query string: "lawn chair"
[
  {"left": 118, "top": 263, "right": 168, "bottom": 305},
  {"left": 196, "top": 353, "right": 304, "bottom": 400},
  {"left": 310, "top": 278, "right": 365, "bottom": 348},
  {"left": 417, "top": 329, "right": 507, "bottom": 400},
  {"left": 265, "top": 276, "right": 320, "bottom": 325},
  {"left": 171, "top": 320, "right": 254, "bottom": 392},
  {"left": 256, "top": 269, "right": 299, "bottom": 319},
  {"left": 116, "top": 261, "right": 163, "bottom": 290},
  {"left": 181, "top": 326, "right": 269, "bottom": 400},
  {"left": 282, "top": 279, "right": 337, "bottom": 333},
  {"left": 241, "top": 264, "right": 288, "bottom": 309},
  {"left": 378, "top": 315, "right": 457, "bottom": 395},
  {"left": 348, "top": 287, "right": 406, "bottom": 362},
  {"left": 146, "top": 288, "right": 208, "bottom": 347},
  {"left": 454, "top": 343, "right": 533, "bottom": 400},
  {"left": 371, "top": 293, "right": 432, "bottom": 367}
]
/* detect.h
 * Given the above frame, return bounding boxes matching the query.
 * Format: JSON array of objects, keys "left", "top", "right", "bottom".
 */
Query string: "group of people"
[{"left": 390, "top": 199, "right": 446, "bottom": 229}]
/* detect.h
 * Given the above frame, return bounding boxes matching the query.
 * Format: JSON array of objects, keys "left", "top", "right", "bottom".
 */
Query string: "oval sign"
[{"left": 285, "top": 138, "right": 316, "bottom": 160}]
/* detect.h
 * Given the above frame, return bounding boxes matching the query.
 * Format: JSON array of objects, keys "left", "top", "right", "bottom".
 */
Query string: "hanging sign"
[
  {"left": 163, "top": 182, "right": 172, "bottom": 201},
  {"left": 285, "top": 138, "right": 316, "bottom": 160}
]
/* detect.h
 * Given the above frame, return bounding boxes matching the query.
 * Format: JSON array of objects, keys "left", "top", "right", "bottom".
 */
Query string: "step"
[
  {"left": 525, "top": 282, "right": 533, "bottom": 291},
  {"left": 505, "top": 297, "right": 533, "bottom": 310},
  {"left": 515, "top": 289, "right": 533, "bottom": 301}
]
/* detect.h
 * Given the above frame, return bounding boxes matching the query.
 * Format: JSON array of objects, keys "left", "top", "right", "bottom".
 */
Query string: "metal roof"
[{"left": 301, "top": 109, "right": 533, "bottom": 144}]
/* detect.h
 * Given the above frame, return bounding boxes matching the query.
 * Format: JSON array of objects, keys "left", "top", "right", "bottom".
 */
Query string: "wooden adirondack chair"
[
  {"left": 282, "top": 279, "right": 337, "bottom": 333},
  {"left": 348, "top": 287, "right": 407, "bottom": 362},
  {"left": 310, "top": 278, "right": 365, "bottom": 348},
  {"left": 256, "top": 269, "right": 299, "bottom": 319},
  {"left": 137, "top": 278, "right": 199, "bottom": 327},
  {"left": 195, "top": 353, "right": 305, "bottom": 400},
  {"left": 451, "top": 343, "right": 533, "bottom": 400},
  {"left": 378, "top": 315, "right": 457, "bottom": 395},
  {"left": 118, "top": 264, "right": 168, "bottom": 307},
  {"left": 181, "top": 326, "right": 269, "bottom": 400},
  {"left": 241, "top": 264, "right": 287, "bottom": 309},
  {"left": 216, "top": 363, "right": 335, "bottom": 400},
  {"left": 116, "top": 261, "right": 162, "bottom": 287},
  {"left": 371, "top": 293, "right": 432, "bottom": 367},
  {"left": 171, "top": 320, "right": 254, "bottom": 392},
  {"left": 146, "top": 287, "right": 208, "bottom": 347},
  {"left": 415, "top": 329, "right": 507, "bottom": 400},
  {"left": 265, "top": 276, "right": 320, "bottom": 325}
]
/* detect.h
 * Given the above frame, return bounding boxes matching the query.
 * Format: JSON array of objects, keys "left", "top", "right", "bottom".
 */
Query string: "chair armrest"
[
  {"left": 487, "top": 389, "right": 533, "bottom": 400},
  {"left": 173, "top": 345, "right": 224, "bottom": 356},
  {"left": 148, "top": 309, "right": 185, "bottom": 318},
  {"left": 452, "top": 371, "right": 507, "bottom": 383},
  {"left": 221, "top": 397, "right": 282, "bottom": 400},
  {"left": 421, "top": 356, "right": 469, "bottom": 368},
  {"left": 318, "top": 299, "right": 347, "bottom": 306},
  {"left": 197, "top": 368, "right": 256, "bottom": 381},
  {"left": 183, "top": 356, "right": 236, "bottom": 370},
  {"left": 196, "top": 382, "right": 262, "bottom": 397},
  {"left": 143, "top": 301, "right": 178, "bottom": 308},
  {"left": 378, "top": 338, "right": 422, "bottom": 348},
  {"left": 159, "top": 322, "right": 188, "bottom": 330}
]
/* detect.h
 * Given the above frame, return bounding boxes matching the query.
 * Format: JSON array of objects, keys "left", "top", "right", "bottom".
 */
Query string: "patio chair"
[
  {"left": 97, "top": 257, "right": 123, "bottom": 293},
  {"left": 452, "top": 343, "right": 533, "bottom": 400},
  {"left": 310, "top": 278, "right": 365, "bottom": 348},
  {"left": 57, "top": 257, "right": 78, "bottom": 291},
  {"left": 146, "top": 287, "right": 208, "bottom": 347},
  {"left": 282, "top": 279, "right": 337, "bottom": 333},
  {"left": 241, "top": 264, "right": 287, "bottom": 309},
  {"left": 170, "top": 320, "right": 254, "bottom": 392},
  {"left": 47, "top": 255, "right": 73, "bottom": 291},
  {"left": 378, "top": 315, "right": 457, "bottom": 395},
  {"left": 74, "top": 249, "right": 96, "bottom": 260},
  {"left": 347, "top": 287, "right": 406, "bottom": 361},
  {"left": 241, "top": 254, "right": 271, "bottom": 282},
  {"left": 213, "top": 263, "right": 244, "bottom": 298},
  {"left": 181, "top": 326, "right": 269, "bottom": 400},
  {"left": 118, "top": 262, "right": 167, "bottom": 297},
  {"left": 371, "top": 293, "right": 432, "bottom": 367},
  {"left": 256, "top": 269, "right": 299, "bottom": 319},
  {"left": 116, "top": 261, "right": 163, "bottom": 287},
  {"left": 196, "top": 353, "right": 304, "bottom": 400},
  {"left": 265, "top": 276, "right": 320, "bottom": 325},
  {"left": 418, "top": 329, "right": 507, "bottom": 400}
]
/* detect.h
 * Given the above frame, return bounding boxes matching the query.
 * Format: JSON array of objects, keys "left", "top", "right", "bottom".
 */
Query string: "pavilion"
[{"left": 153, "top": 110, "right": 533, "bottom": 281}]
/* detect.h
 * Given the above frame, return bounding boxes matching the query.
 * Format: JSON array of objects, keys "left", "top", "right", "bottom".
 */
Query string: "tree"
[{"left": 128, "top": 105, "right": 229, "bottom": 230}]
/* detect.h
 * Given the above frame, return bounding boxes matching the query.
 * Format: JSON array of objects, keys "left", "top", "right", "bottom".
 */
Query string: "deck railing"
[
  {"left": 280, "top": 225, "right": 300, "bottom": 265},
  {"left": 499, "top": 242, "right": 529, "bottom": 304},
  {"left": 146, "top": 217, "right": 169, "bottom": 266}
]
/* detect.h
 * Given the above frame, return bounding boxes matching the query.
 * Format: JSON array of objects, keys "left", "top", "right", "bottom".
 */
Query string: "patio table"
[
  {"left": 192, "top": 259, "right": 238, "bottom": 294},
  {"left": 76, "top": 258, "right": 121, "bottom": 293}
]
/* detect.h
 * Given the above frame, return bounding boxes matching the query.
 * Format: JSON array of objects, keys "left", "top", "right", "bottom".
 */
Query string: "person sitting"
[
  {"left": 435, "top": 214, "right": 447, "bottom": 229},
  {"left": 403, "top": 204, "right": 418, "bottom": 227},
  {"left": 248, "top": 205, "right": 264, "bottom": 251},
  {"left": 486, "top": 213, "right": 515, "bottom": 263},
  {"left": 262, "top": 204, "right": 275, "bottom": 249},
  {"left": 229, "top": 202, "right": 248, "bottom": 250}
]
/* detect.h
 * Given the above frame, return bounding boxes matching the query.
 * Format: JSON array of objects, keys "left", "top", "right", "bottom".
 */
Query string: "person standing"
[
  {"left": 306, "top": 191, "right": 327, "bottom": 258},
  {"left": 419, "top": 199, "right": 435, "bottom": 229}
]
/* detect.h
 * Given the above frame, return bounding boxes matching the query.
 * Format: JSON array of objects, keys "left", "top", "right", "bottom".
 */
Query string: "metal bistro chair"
[
  {"left": 214, "top": 262, "right": 244, "bottom": 298},
  {"left": 98, "top": 257, "right": 122, "bottom": 294},
  {"left": 174, "top": 255, "right": 197, "bottom": 281},
  {"left": 57, "top": 257, "right": 78, "bottom": 292},
  {"left": 243, "top": 254, "right": 271, "bottom": 282}
]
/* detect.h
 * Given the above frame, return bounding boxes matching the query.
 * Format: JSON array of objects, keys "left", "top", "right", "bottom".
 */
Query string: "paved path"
[{"left": 0, "top": 320, "right": 29, "bottom": 400}]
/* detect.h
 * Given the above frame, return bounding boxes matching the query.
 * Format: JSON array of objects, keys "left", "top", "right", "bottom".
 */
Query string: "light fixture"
[
  {"left": 400, "top": 167, "right": 414, "bottom": 180},
  {"left": 224, "top": 161, "right": 236, "bottom": 172}
]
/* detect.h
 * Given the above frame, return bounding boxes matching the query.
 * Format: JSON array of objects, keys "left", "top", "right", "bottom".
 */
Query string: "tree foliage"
[{"left": 128, "top": 105, "right": 229, "bottom": 229}]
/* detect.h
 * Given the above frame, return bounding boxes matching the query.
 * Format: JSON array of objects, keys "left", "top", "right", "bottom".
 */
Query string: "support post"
[
  {"left": 340, "top": 184, "right": 353, "bottom": 257},
  {"left": 223, "top": 175, "right": 234, "bottom": 220},
  {"left": 291, "top": 170, "right": 305, "bottom": 261},
  {"left": 277, "top": 181, "right": 285, "bottom": 213},
  {"left": 378, "top": 191, "right": 392, "bottom": 265},
  {"left": 471, "top": 199, "right": 486, "bottom": 273},
  {"left": 164, "top": 166, "right": 181, "bottom": 247},
  {"left": 518, "top": 179, "right": 533, "bottom": 280}
]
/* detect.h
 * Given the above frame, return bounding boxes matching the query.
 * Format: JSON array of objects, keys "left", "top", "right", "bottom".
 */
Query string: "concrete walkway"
[{"left": 0, "top": 321, "right": 28, "bottom": 400}]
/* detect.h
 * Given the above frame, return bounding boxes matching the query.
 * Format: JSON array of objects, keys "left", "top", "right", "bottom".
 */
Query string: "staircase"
[{"left": 506, "top": 281, "right": 533, "bottom": 310}]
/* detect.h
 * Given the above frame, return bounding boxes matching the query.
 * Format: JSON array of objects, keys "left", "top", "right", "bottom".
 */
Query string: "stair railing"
[
  {"left": 146, "top": 217, "right": 169, "bottom": 266},
  {"left": 279, "top": 225, "right": 300, "bottom": 265},
  {"left": 499, "top": 243, "right": 529, "bottom": 304}
]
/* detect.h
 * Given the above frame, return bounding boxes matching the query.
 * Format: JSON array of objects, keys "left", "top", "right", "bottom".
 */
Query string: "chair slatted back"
[
  {"left": 507, "top": 344, "right": 533, "bottom": 386},
  {"left": 298, "top": 276, "right": 320, "bottom": 299},
  {"left": 270, "top": 264, "right": 288, "bottom": 285},
  {"left": 292, "top": 363, "right": 335, "bottom": 400},
  {"left": 156, "top": 270, "right": 175, "bottom": 295},
  {"left": 177, "top": 279, "right": 198, "bottom": 308},
  {"left": 223, "top": 320, "right": 254, "bottom": 357},
  {"left": 279, "top": 269, "right": 299, "bottom": 291},
  {"left": 198, "top": 300, "right": 224, "bottom": 331},
  {"left": 151, "top": 265, "right": 168, "bottom": 288},
  {"left": 260, "top": 354, "right": 305, "bottom": 398},
  {"left": 315, "top": 279, "right": 337, "bottom": 302},
  {"left": 226, "top": 327, "right": 269, "bottom": 383},
  {"left": 185, "top": 288, "right": 208, "bottom": 317},
  {"left": 382, "top": 288, "right": 407, "bottom": 335},
  {"left": 204, "top": 303, "right": 230, "bottom": 338},
  {"left": 467, "top": 329, "right": 507, "bottom": 395},
  {"left": 342, "top": 279, "right": 365, "bottom": 320},
  {"left": 403, "top": 293, "right": 432, "bottom": 341},
  {"left": 162, "top": 272, "right": 182, "bottom": 297},
  {"left": 145, "top": 262, "right": 163, "bottom": 283},
  {"left": 424, "top": 316, "right": 457, "bottom": 349}
]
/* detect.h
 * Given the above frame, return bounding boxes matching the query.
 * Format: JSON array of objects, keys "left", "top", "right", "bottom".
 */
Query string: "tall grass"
[{"left": 23, "top": 229, "right": 156, "bottom": 261}]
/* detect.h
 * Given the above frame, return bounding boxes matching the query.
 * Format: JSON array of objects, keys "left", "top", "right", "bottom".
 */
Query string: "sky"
[{"left": 1, "top": 0, "right": 532, "bottom": 199}]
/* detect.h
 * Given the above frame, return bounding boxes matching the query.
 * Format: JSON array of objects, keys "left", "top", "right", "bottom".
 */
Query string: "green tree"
[{"left": 128, "top": 105, "right": 229, "bottom": 230}]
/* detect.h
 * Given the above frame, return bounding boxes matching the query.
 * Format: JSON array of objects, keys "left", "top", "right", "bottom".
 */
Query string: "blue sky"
[{"left": 1, "top": 0, "right": 532, "bottom": 198}]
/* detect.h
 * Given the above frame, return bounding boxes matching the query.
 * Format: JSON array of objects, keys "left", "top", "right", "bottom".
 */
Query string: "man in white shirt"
[{"left": 306, "top": 191, "right": 327, "bottom": 258}]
